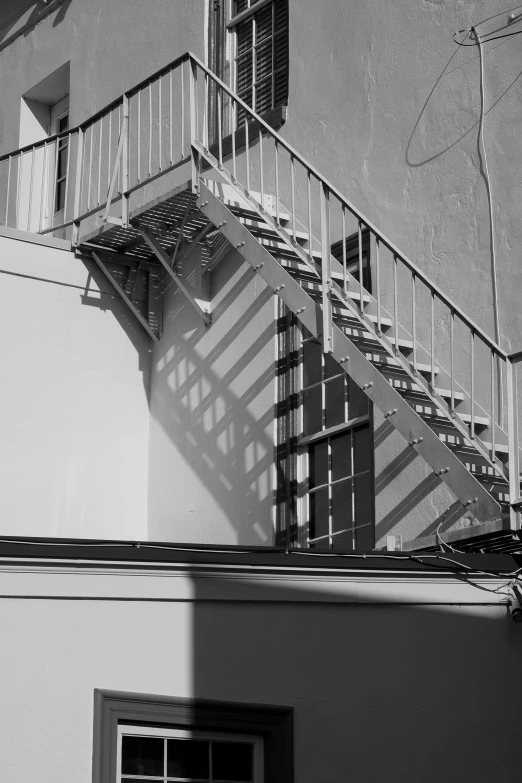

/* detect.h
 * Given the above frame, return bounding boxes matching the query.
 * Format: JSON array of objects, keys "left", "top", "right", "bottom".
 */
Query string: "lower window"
[{"left": 118, "top": 725, "right": 263, "bottom": 783}]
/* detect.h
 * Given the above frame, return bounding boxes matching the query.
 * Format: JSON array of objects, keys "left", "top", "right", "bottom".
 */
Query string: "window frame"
[{"left": 93, "top": 690, "right": 293, "bottom": 783}]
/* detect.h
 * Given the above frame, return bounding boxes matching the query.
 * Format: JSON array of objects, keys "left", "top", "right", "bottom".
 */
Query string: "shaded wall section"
[
  {"left": 147, "top": 244, "right": 277, "bottom": 545},
  {"left": 0, "top": 230, "right": 151, "bottom": 538}
]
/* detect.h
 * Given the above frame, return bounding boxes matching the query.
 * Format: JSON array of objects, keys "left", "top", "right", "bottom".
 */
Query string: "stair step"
[
  {"left": 366, "top": 352, "right": 439, "bottom": 376},
  {"left": 341, "top": 325, "right": 413, "bottom": 352},
  {"left": 299, "top": 278, "right": 371, "bottom": 304},
  {"left": 408, "top": 402, "right": 490, "bottom": 428},
  {"left": 239, "top": 217, "right": 310, "bottom": 246},
  {"left": 388, "top": 377, "right": 465, "bottom": 404}
]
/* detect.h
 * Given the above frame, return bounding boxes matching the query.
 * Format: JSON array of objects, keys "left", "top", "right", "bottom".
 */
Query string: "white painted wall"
[
  {"left": 0, "top": 562, "right": 520, "bottom": 783},
  {"left": 148, "top": 243, "right": 276, "bottom": 545},
  {"left": 0, "top": 230, "right": 151, "bottom": 539}
]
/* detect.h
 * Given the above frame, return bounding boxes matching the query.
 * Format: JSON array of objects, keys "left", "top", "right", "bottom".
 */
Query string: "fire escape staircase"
[{"left": 2, "top": 52, "right": 521, "bottom": 551}]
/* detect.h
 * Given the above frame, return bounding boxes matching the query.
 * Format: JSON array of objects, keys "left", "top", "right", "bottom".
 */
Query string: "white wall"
[
  {"left": 148, "top": 243, "right": 276, "bottom": 545},
  {"left": 0, "top": 561, "right": 520, "bottom": 783},
  {"left": 0, "top": 230, "right": 151, "bottom": 539}
]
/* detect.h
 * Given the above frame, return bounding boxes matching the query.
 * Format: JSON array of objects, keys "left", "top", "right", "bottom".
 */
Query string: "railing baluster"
[
  {"left": 72, "top": 127, "right": 84, "bottom": 245},
  {"left": 290, "top": 154, "right": 296, "bottom": 244},
  {"left": 393, "top": 254, "right": 398, "bottom": 353},
  {"left": 450, "top": 308, "right": 455, "bottom": 416},
  {"left": 375, "top": 236, "right": 381, "bottom": 333},
  {"left": 232, "top": 99, "right": 237, "bottom": 182},
  {"left": 137, "top": 91, "right": 141, "bottom": 183},
  {"left": 63, "top": 132, "right": 71, "bottom": 224},
  {"left": 274, "top": 140, "right": 279, "bottom": 225},
  {"left": 412, "top": 272, "right": 418, "bottom": 375},
  {"left": 507, "top": 356, "right": 521, "bottom": 523},
  {"left": 204, "top": 73, "right": 209, "bottom": 151},
  {"left": 122, "top": 94, "right": 130, "bottom": 226},
  {"left": 491, "top": 350, "right": 496, "bottom": 461},
  {"left": 342, "top": 208, "right": 347, "bottom": 296},
  {"left": 321, "top": 183, "right": 333, "bottom": 354},
  {"left": 148, "top": 82, "right": 152, "bottom": 178},
  {"left": 5, "top": 155, "right": 11, "bottom": 226},
  {"left": 258, "top": 127, "right": 263, "bottom": 208},
  {"left": 87, "top": 124, "right": 93, "bottom": 209},
  {"left": 358, "top": 220, "right": 363, "bottom": 312},
  {"left": 189, "top": 57, "right": 199, "bottom": 191},
  {"left": 107, "top": 110, "right": 112, "bottom": 193},
  {"left": 307, "top": 169, "right": 312, "bottom": 257},
  {"left": 97, "top": 118, "right": 103, "bottom": 206},
  {"left": 169, "top": 68, "right": 173, "bottom": 166},
  {"left": 217, "top": 89, "right": 223, "bottom": 169},
  {"left": 39, "top": 143, "right": 47, "bottom": 232},
  {"left": 181, "top": 60, "right": 185, "bottom": 159},
  {"left": 245, "top": 117, "right": 250, "bottom": 194},
  {"left": 16, "top": 152, "right": 23, "bottom": 229},
  {"left": 430, "top": 290, "right": 435, "bottom": 389},
  {"left": 470, "top": 328, "right": 475, "bottom": 439},
  {"left": 158, "top": 75, "right": 162, "bottom": 172},
  {"left": 27, "top": 146, "right": 35, "bottom": 232}
]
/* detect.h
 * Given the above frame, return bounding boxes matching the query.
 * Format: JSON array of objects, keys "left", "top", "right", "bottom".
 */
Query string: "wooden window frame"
[{"left": 93, "top": 690, "right": 293, "bottom": 783}]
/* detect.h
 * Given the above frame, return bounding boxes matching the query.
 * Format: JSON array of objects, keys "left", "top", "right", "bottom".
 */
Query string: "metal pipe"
[
  {"left": 430, "top": 291, "right": 435, "bottom": 389},
  {"left": 137, "top": 91, "right": 141, "bottom": 183},
  {"left": 97, "top": 118, "right": 103, "bottom": 206},
  {"left": 449, "top": 309, "right": 454, "bottom": 415},
  {"left": 148, "top": 82, "right": 152, "bottom": 178},
  {"left": 393, "top": 254, "right": 398, "bottom": 352},
  {"left": 63, "top": 132, "right": 71, "bottom": 223},
  {"left": 307, "top": 169, "right": 312, "bottom": 256},
  {"left": 39, "top": 143, "right": 48, "bottom": 232},
  {"left": 259, "top": 127, "right": 264, "bottom": 208},
  {"left": 204, "top": 72, "right": 209, "bottom": 151},
  {"left": 491, "top": 350, "right": 496, "bottom": 461},
  {"left": 158, "top": 75, "right": 162, "bottom": 172},
  {"left": 72, "top": 127, "right": 84, "bottom": 245},
  {"left": 169, "top": 68, "right": 173, "bottom": 165},
  {"left": 51, "top": 140, "right": 59, "bottom": 228},
  {"left": 275, "top": 140, "right": 279, "bottom": 224},
  {"left": 358, "top": 220, "right": 363, "bottom": 311},
  {"left": 412, "top": 272, "right": 417, "bottom": 375},
  {"left": 245, "top": 117, "right": 250, "bottom": 194},
  {"left": 87, "top": 124, "right": 93, "bottom": 209},
  {"left": 5, "top": 155, "right": 11, "bottom": 226},
  {"left": 290, "top": 154, "right": 296, "bottom": 244},
  {"left": 181, "top": 60, "right": 185, "bottom": 158},
  {"left": 342, "top": 208, "right": 347, "bottom": 296},
  {"left": 15, "top": 152, "right": 23, "bottom": 229},
  {"left": 375, "top": 237, "right": 381, "bottom": 333},
  {"left": 218, "top": 89, "right": 223, "bottom": 169},
  {"left": 232, "top": 99, "right": 237, "bottom": 182},
  {"left": 470, "top": 328, "right": 475, "bottom": 439},
  {"left": 107, "top": 110, "right": 112, "bottom": 192}
]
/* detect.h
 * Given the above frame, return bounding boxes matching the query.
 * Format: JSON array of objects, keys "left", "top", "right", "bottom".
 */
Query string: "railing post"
[
  {"left": 72, "top": 127, "right": 84, "bottom": 246},
  {"left": 507, "top": 352, "right": 522, "bottom": 529},
  {"left": 122, "top": 94, "right": 130, "bottom": 227},
  {"left": 320, "top": 182, "right": 333, "bottom": 354},
  {"left": 189, "top": 57, "right": 200, "bottom": 195}
]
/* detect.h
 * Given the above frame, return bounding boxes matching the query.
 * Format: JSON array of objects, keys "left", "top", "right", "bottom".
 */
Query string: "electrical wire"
[
  {"left": 453, "top": 27, "right": 522, "bottom": 46},
  {"left": 472, "top": 25, "right": 502, "bottom": 352}
]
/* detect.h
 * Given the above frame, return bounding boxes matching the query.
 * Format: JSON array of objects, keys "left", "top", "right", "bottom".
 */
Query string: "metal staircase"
[{"left": 1, "top": 51, "right": 521, "bottom": 550}]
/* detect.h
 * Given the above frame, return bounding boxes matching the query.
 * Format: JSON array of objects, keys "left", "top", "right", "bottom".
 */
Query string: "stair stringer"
[
  {"left": 194, "top": 145, "right": 507, "bottom": 477},
  {"left": 198, "top": 183, "right": 502, "bottom": 528}
]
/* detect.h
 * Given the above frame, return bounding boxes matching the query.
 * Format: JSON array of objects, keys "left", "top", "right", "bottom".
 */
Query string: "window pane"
[
  {"left": 212, "top": 741, "right": 253, "bottom": 782},
  {"left": 354, "top": 473, "right": 372, "bottom": 525},
  {"left": 57, "top": 147, "right": 68, "bottom": 180},
  {"left": 331, "top": 430, "right": 352, "bottom": 482},
  {"left": 325, "top": 376, "right": 345, "bottom": 429},
  {"left": 255, "top": 3, "right": 272, "bottom": 42},
  {"left": 303, "top": 339, "right": 321, "bottom": 387},
  {"left": 255, "top": 40, "right": 272, "bottom": 83},
  {"left": 303, "top": 385, "right": 322, "bottom": 435},
  {"left": 353, "top": 425, "right": 371, "bottom": 474},
  {"left": 274, "top": 0, "right": 288, "bottom": 30},
  {"left": 237, "top": 53, "right": 254, "bottom": 93},
  {"left": 167, "top": 739, "right": 209, "bottom": 779},
  {"left": 309, "top": 487, "right": 328, "bottom": 540},
  {"left": 56, "top": 179, "right": 66, "bottom": 212},
  {"left": 355, "top": 522, "right": 373, "bottom": 550},
  {"left": 58, "top": 114, "right": 69, "bottom": 133},
  {"left": 348, "top": 375, "right": 368, "bottom": 419},
  {"left": 331, "top": 529, "right": 355, "bottom": 550},
  {"left": 324, "top": 352, "right": 341, "bottom": 380},
  {"left": 332, "top": 478, "right": 352, "bottom": 534},
  {"left": 121, "top": 736, "right": 164, "bottom": 777},
  {"left": 234, "top": 0, "right": 248, "bottom": 14},
  {"left": 309, "top": 439, "right": 328, "bottom": 489},
  {"left": 236, "top": 20, "right": 253, "bottom": 55}
]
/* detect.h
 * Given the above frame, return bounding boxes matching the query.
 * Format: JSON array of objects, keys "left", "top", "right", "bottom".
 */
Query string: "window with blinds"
[{"left": 228, "top": 0, "right": 289, "bottom": 125}]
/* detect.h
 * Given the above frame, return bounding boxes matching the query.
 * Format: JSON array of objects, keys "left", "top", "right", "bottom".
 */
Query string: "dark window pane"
[
  {"left": 57, "top": 147, "right": 68, "bottom": 179},
  {"left": 255, "top": 3, "right": 272, "bottom": 42},
  {"left": 309, "top": 487, "right": 328, "bottom": 541},
  {"left": 354, "top": 473, "right": 372, "bottom": 526},
  {"left": 309, "top": 439, "right": 328, "bottom": 489},
  {"left": 255, "top": 41, "right": 272, "bottom": 81},
  {"left": 331, "top": 529, "right": 355, "bottom": 550},
  {"left": 167, "top": 739, "right": 209, "bottom": 779},
  {"left": 121, "top": 736, "right": 164, "bottom": 777},
  {"left": 303, "top": 385, "right": 322, "bottom": 435},
  {"left": 324, "top": 352, "right": 341, "bottom": 380},
  {"left": 348, "top": 375, "right": 368, "bottom": 419},
  {"left": 56, "top": 179, "right": 66, "bottom": 212},
  {"left": 274, "top": 0, "right": 288, "bottom": 30},
  {"left": 236, "top": 20, "right": 253, "bottom": 55},
  {"left": 355, "top": 522, "right": 373, "bottom": 550},
  {"left": 332, "top": 478, "right": 352, "bottom": 534},
  {"left": 58, "top": 114, "right": 68, "bottom": 132},
  {"left": 234, "top": 0, "right": 248, "bottom": 14},
  {"left": 331, "top": 430, "right": 352, "bottom": 482},
  {"left": 255, "top": 75, "right": 273, "bottom": 115},
  {"left": 303, "top": 339, "right": 321, "bottom": 387},
  {"left": 212, "top": 741, "right": 253, "bottom": 782},
  {"left": 353, "top": 425, "right": 371, "bottom": 474},
  {"left": 325, "top": 376, "right": 345, "bottom": 429}
]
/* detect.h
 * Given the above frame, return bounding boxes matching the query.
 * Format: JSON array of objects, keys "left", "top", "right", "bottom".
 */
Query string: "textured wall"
[
  {"left": 0, "top": 230, "right": 150, "bottom": 538},
  {"left": 147, "top": 243, "right": 276, "bottom": 545}
]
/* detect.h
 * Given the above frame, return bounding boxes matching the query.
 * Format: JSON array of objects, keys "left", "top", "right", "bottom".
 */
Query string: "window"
[
  {"left": 118, "top": 725, "right": 263, "bottom": 783},
  {"left": 93, "top": 690, "right": 293, "bottom": 783},
  {"left": 53, "top": 110, "right": 69, "bottom": 214},
  {"left": 275, "top": 230, "right": 375, "bottom": 550},
  {"left": 228, "top": 0, "right": 289, "bottom": 123}
]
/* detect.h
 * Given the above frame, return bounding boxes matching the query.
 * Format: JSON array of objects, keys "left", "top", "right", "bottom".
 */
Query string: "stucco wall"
[
  {"left": 0, "top": 562, "right": 520, "bottom": 783},
  {"left": 0, "top": 230, "right": 150, "bottom": 538},
  {"left": 147, "top": 243, "right": 276, "bottom": 545}
]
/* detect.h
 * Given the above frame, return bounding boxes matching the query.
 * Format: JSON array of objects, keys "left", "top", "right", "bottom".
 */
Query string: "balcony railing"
[{"left": 0, "top": 51, "right": 520, "bottom": 528}]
